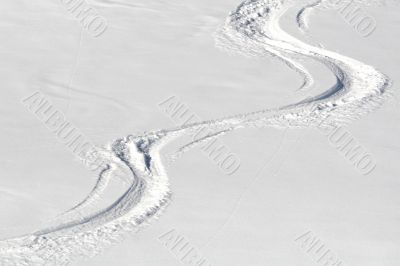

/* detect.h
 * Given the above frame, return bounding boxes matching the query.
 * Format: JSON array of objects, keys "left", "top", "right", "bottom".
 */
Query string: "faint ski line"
[{"left": 201, "top": 130, "right": 302, "bottom": 249}]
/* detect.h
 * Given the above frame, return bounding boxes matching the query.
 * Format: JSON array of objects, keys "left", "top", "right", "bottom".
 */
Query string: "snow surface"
[{"left": 0, "top": 0, "right": 399, "bottom": 265}]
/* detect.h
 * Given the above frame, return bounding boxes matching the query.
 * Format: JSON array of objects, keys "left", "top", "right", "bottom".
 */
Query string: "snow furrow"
[{"left": 0, "top": 0, "right": 391, "bottom": 265}]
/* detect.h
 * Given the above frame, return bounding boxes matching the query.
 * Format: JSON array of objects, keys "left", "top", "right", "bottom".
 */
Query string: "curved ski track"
[{"left": 0, "top": 0, "right": 391, "bottom": 265}]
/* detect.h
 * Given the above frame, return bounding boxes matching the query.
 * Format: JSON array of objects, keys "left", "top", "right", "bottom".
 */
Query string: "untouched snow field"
[{"left": 0, "top": 0, "right": 399, "bottom": 265}]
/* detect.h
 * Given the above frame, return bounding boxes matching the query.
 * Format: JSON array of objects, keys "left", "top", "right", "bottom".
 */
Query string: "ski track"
[
  {"left": 296, "top": 0, "right": 322, "bottom": 33},
  {"left": 0, "top": 0, "right": 391, "bottom": 264}
]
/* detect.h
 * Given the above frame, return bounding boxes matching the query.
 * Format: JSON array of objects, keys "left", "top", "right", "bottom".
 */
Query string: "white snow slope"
[{"left": 0, "top": 0, "right": 396, "bottom": 265}]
